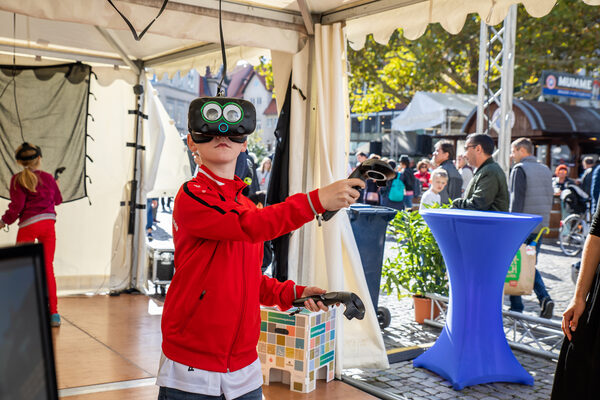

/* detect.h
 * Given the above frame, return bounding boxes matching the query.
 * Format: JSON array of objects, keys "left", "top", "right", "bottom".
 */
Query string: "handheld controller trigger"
[
  {"left": 291, "top": 291, "right": 366, "bottom": 320},
  {"left": 321, "top": 159, "right": 396, "bottom": 221}
]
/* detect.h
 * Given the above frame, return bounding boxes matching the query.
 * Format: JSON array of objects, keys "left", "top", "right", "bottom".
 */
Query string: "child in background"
[
  {"left": 419, "top": 168, "right": 448, "bottom": 211},
  {"left": 0, "top": 143, "right": 63, "bottom": 327}
]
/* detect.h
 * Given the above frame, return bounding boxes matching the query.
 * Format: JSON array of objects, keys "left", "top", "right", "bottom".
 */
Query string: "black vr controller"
[
  {"left": 54, "top": 167, "right": 66, "bottom": 180},
  {"left": 292, "top": 291, "right": 366, "bottom": 321},
  {"left": 321, "top": 159, "right": 396, "bottom": 221}
]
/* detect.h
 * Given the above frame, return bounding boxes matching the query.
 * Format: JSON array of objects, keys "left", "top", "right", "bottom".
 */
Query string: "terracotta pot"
[{"left": 413, "top": 295, "right": 441, "bottom": 324}]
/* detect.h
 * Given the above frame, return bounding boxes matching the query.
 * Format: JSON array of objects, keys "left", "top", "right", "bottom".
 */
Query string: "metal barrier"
[{"left": 423, "top": 293, "right": 563, "bottom": 360}]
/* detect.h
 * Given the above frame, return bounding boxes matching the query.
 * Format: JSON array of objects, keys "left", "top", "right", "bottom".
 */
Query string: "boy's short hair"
[
  {"left": 431, "top": 168, "right": 448, "bottom": 181},
  {"left": 511, "top": 137, "right": 533, "bottom": 155},
  {"left": 356, "top": 151, "right": 367, "bottom": 158}
]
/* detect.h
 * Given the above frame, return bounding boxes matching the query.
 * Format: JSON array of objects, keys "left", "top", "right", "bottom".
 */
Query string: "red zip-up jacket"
[{"left": 161, "top": 165, "right": 326, "bottom": 372}]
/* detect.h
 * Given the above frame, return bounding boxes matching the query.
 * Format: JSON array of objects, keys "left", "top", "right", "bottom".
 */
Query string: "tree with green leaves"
[{"left": 348, "top": 0, "right": 600, "bottom": 116}]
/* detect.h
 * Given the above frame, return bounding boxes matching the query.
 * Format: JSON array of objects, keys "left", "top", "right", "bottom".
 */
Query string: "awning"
[{"left": 391, "top": 91, "right": 477, "bottom": 132}]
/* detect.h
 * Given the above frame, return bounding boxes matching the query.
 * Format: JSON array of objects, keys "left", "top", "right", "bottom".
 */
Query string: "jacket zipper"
[{"left": 227, "top": 244, "right": 246, "bottom": 372}]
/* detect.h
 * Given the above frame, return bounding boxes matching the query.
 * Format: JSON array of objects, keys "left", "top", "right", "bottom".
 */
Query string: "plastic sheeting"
[
  {"left": 391, "top": 92, "right": 477, "bottom": 132},
  {"left": 0, "top": 63, "right": 90, "bottom": 202}
]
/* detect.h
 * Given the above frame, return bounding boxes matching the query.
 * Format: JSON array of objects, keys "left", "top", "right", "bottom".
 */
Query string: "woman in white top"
[
  {"left": 456, "top": 154, "right": 473, "bottom": 193},
  {"left": 257, "top": 157, "right": 272, "bottom": 191}
]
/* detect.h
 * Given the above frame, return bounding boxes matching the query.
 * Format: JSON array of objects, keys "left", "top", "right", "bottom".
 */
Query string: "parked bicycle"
[{"left": 559, "top": 184, "right": 591, "bottom": 256}]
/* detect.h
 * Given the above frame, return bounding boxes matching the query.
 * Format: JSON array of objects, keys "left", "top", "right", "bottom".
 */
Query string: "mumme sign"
[{"left": 541, "top": 70, "right": 600, "bottom": 101}]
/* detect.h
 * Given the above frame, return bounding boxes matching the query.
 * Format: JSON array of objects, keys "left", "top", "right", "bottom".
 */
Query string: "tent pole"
[{"left": 128, "top": 72, "right": 146, "bottom": 290}]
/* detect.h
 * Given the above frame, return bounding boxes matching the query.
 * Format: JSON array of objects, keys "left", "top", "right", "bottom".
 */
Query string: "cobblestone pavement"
[{"left": 341, "top": 235, "right": 580, "bottom": 399}]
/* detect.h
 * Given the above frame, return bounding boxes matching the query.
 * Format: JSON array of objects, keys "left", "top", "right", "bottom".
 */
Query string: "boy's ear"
[
  {"left": 241, "top": 140, "right": 248, "bottom": 153},
  {"left": 186, "top": 134, "right": 197, "bottom": 153}
]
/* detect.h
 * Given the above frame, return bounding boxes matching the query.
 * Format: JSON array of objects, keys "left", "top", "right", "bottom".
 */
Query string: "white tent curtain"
[
  {"left": 292, "top": 23, "right": 389, "bottom": 372},
  {"left": 133, "top": 78, "right": 192, "bottom": 293},
  {"left": 0, "top": 78, "right": 135, "bottom": 294}
]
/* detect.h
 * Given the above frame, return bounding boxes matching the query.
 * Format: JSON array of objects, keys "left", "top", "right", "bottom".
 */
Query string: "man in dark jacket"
[
  {"left": 432, "top": 140, "right": 463, "bottom": 204},
  {"left": 508, "top": 138, "right": 555, "bottom": 318},
  {"left": 452, "top": 134, "right": 509, "bottom": 212}
]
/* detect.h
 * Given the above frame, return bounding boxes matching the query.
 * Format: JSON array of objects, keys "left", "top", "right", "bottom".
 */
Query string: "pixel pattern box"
[{"left": 258, "top": 306, "right": 337, "bottom": 393}]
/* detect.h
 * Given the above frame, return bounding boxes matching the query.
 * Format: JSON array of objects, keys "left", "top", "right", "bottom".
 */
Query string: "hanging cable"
[
  {"left": 12, "top": 13, "right": 25, "bottom": 142},
  {"left": 216, "top": 0, "right": 227, "bottom": 97}
]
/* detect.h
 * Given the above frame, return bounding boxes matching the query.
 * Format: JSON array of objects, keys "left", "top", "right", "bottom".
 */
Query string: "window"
[
  {"left": 256, "top": 120, "right": 262, "bottom": 131},
  {"left": 257, "top": 97, "right": 262, "bottom": 105}
]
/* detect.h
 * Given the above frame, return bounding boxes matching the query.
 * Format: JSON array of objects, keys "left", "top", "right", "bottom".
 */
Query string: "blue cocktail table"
[{"left": 413, "top": 209, "right": 541, "bottom": 390}]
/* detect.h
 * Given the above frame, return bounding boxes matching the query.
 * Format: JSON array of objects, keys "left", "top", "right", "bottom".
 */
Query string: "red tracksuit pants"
[{"left": 16, "top": 219, "right": 58, "bottom": 314}]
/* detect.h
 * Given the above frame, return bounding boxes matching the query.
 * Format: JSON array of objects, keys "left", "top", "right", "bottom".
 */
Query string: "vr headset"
[
  {"left": 188, "top": 97, "right": 256, "bottom": 144},
  {"left": 16, "top": 142, "right": 42, "bottom": 161}
]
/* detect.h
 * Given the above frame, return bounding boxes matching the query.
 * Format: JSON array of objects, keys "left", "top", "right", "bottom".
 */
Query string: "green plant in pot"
[{"left": 382, "top": 206, "right": 449, "bottom": 323}]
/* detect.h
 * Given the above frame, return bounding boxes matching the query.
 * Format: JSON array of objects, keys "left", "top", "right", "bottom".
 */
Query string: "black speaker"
[
  {"left": 416, "top": 135, "right": 432, "bottom": 155},
  {"left": 369, "top": 141, "right": 382, "bottom": 156}
]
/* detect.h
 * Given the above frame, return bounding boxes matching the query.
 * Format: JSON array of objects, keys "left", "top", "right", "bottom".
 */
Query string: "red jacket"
[{"left": 162, "top": 165, "right": 326, "bottom": 372}]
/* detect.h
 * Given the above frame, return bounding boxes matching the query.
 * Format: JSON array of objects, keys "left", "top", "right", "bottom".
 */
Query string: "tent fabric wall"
[
  {"left": 134, "top": 78, "right": 192, "bottom": 293},
  {"left": 0, "top": 77, "right": 135, "bottom": 294},
  {"left": 301, "top": 23, "right": 389, "bottom": 372},
  {"left": 346, "top": 0, "right": 596, "bottom": 48}
]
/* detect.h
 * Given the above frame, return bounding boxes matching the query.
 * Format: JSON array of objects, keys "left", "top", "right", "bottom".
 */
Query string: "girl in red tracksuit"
[{"left": 0, "top": 143, "right": 63, "bottom": 327}]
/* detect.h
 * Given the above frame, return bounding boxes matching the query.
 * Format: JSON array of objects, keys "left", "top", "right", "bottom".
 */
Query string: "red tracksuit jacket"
[{"left": 161, "top": 165, "right": 326, "bottom": 372}]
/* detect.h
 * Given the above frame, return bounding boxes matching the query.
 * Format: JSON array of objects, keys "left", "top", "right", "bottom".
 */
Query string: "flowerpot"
[{"left": 413, "top": 295, "right": 440, "bottom": 324}]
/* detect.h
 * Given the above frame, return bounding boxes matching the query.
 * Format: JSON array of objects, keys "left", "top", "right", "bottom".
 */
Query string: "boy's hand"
[
  {"left": 301, "top": 286, "right": 328, "bottom": 312},
  {"left": 318, "top": 178, "right": 364, "bottom": 211}
]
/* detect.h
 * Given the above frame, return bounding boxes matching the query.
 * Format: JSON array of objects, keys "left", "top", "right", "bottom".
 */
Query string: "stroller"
[{"left": 561, "top": 183, "right": 589, "bottom": 216}]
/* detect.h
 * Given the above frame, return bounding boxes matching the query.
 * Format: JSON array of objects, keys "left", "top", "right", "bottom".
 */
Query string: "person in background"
[
  {"left": 356, "top": 151, "right": 367, "bottom": 166},
  {"left": 507, "top": 138, "right": 555, "bottom": 318},
  {"left": 0, "top": 143, "right": 63, "bottom": 327},
  {"left": 553, "top": 164, "right": 576, "bottom": 218},
  {"left": 414, "top": 160, "right": 431, "bottom": 191},
  {"left": 452, "top": 134, "right": 509, "bottom": 212},
  {"left": 257, "top": 157, "right": 272, "bottom": 192},
  {"left": 456, "top": 153, "right": 473, "bottom": 194},
  {"left": 363, "top": 154, "right": 381, "bottom": 205},
  {"left": 419, "top": 168, "right": 448, "bottom": 211},
  {"left": 432, "top": 140, "right": 463, "bottom": 204},
  {"left": 399, "top": 155, "right": 417, "bottom": 210},
  {"left": 552, "top": 165, "right": 574, "bottom": 195},
  {"left": 552, "top": 203, "right": 600, "bottom": 398},
  {"left": 579, "top": 156, "right": 595, "bottom": 196},
  {"left": 380, "top": 159, "right": 404, "bottom": 211}
]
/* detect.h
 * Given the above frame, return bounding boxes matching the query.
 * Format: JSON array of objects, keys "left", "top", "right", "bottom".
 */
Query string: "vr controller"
[
  {"left": 322, "top": 159, "right": 396, "bottom": 221},
  {"left": 54, "top": 167, "right": 66, "bottom": 180},
  {"left": 292, "top": 291, "right": 366, "bottom": 321}
]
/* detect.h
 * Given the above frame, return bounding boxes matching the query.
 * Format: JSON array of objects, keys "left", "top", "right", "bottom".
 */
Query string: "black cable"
[
  {"left": 216, "top": 0, "right": 227, "bottom": 97},
  {"left": 106, "top": 0, "right": 169, "bottom": 41}
]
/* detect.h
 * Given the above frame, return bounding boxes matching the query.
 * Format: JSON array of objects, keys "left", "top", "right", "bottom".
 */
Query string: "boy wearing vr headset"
[{"left": 157, "top": 97, "right": 364, "bottom": 400}]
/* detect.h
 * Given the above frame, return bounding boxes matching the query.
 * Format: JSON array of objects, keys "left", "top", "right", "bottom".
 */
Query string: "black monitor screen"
[{"left": 0, "top": 243, "right": 58, "bottom": 400}]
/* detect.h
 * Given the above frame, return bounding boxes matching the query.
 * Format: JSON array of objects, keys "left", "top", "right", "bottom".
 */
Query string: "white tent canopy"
[
  {"left": 391, "top": 92, "right": 478, "bottom": 132},
  {"left": 0, "top": 0, "right": 598, "bottom": 373}
]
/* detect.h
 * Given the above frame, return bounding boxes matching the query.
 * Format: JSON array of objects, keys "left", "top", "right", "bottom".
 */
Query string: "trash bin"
[{"left": 347, "top": 204, "right": 398, "bottom": 329}]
